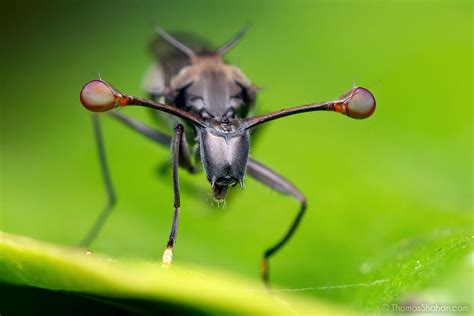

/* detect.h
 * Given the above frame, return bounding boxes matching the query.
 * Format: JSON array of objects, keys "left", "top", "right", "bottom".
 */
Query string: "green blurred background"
[{"left": 1, "top": 0, "right": 472, "bottom": 312}]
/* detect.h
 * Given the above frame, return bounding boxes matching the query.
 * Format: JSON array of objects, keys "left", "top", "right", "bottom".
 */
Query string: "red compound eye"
[
  {"left": 340, "top": 87, "right": 376, "bottom": 119},
  {"left": 80, "top": 80, "right": 119, "bottom": 112}
]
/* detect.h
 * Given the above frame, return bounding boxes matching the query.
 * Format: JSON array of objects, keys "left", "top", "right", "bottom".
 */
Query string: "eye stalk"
[
  {"left": 79, "top": 79, "right": 206, "bottom": 127},
  {"left": 79, "top": 80, "right": 375, "bottom": 131},
  {"left": 243, "top": 86, "right": 376, "bottom": 130}
]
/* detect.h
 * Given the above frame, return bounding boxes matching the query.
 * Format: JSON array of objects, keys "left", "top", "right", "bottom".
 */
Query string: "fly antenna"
[
  {"left": 217, "top": 25, "right": 250, "bottom": 56},
  {"left": 156, "top": 26, "right": 196, "bottom": 58}
]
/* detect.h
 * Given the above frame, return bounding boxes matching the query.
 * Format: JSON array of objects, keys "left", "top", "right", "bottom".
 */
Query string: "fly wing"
[{"left": 143, "top": 32, "right": 214, "bottom": 98}]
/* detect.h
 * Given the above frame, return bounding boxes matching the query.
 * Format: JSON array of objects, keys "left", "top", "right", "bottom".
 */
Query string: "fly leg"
[
  {"left": 246, "top": 158, "right": 307, "bottom": 286},
  {"left": 162, "top": 124, "right": 188, "bottom": 267},
  {"left": 79, "top": 112, "right": 177, "bottom": 247},
  {"left": 109, "top": 112, "right": 196, "bottom": 173},
  {"left": 109, "top": 111, "right": 171, "bottom": 146},
  {"left": 79, "top": 114, "right": 117, "bottom": 247}
]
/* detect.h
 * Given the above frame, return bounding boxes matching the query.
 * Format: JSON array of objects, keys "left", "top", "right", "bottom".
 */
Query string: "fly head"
[{"left": 170, "top": 58, "right": 256, "bottom": 120}]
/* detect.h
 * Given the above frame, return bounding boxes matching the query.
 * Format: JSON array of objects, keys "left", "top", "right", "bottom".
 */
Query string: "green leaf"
[
  {"left": 1, "top": 1, "right": 472, "bottom": 314},
  {"left": 0, "top": 231, "right": 351, "bottom": 315},
  {"left": 355, "top": 229, "right": 473, "bottom": 312}
]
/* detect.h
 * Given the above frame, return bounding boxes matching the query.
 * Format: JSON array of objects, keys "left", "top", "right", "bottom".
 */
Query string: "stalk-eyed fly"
[{"left": 79, "top": 27, "right": 376, "bottom": 284}]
